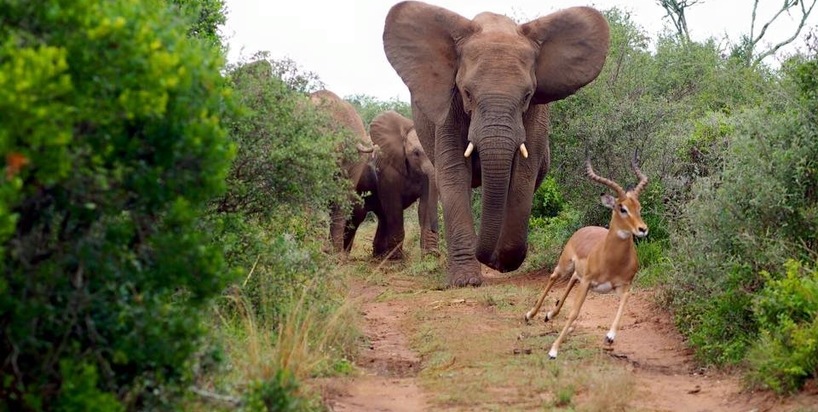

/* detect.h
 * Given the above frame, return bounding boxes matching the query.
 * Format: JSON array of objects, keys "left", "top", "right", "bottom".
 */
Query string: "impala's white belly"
[{"left": 591, "top": 281, "right": 614, "bottom": 294}]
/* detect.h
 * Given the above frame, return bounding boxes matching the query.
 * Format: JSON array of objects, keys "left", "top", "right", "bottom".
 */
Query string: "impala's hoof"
[
  {"left": 604, "top": 334, "right": 615, "bottom": 345},
  {"left": 548, "top": 348, "right": 558, "bottom": 359},
  {"left": 524, "top": 312, "right": 533, "bottom": 323},
  {"left": 544, "top": 312, "right": 554, "bottom": 323}
]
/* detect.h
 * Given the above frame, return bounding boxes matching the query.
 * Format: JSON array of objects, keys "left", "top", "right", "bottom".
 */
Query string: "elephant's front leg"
[
  {"left": 436, "top": 131, "right": 481, "bottom": 287},
  {"left": 372, "top": 195, "right": 405, "bottom": 260},
  {"left": 329, "top": 203, "right": 346, "bottom": 253},
  {"left": 418, "top": 178, "right": 439, "bottom": 255},
  {"left": 343, "top": 205, "right": 368, "bottom": 253}
]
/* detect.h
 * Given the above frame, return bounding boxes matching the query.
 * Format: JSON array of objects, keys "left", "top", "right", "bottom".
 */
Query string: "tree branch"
[{"left": 751, "top": 0, "right": 818, "bottom": 65}]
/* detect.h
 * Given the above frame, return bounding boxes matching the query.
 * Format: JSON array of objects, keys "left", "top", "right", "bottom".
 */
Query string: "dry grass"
[{"left": 185, "top": 265, "right": 360, "bottom": 410}]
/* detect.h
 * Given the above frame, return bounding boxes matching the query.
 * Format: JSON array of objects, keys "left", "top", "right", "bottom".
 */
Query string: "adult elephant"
[
  {"left": 383, "top": 2, "right": 609, "bottom": 286},
  {"left": 308, "top": 90, "right": 378, "bottom": 254}
]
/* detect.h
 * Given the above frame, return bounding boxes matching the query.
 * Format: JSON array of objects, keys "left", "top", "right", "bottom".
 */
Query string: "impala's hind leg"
[
  {"left": 545, "top": 275, "right": 578, "bottom": 322},
  {"left": 548, "top": 280, "right": 591, "bottom": 359},
  {"left": 525, "top": 261, "right": 573, "bottom": 322}
]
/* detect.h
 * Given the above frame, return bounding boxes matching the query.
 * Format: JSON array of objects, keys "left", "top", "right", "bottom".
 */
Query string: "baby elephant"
[
  {"left": 312, "top": 96, "right": 438, "bottom": 260},
  {"left": 348, "top": 110, "right": 439, "bottom": 259},
  {"left": 525, "top": 154, "right": 649, "bottom": 359}
]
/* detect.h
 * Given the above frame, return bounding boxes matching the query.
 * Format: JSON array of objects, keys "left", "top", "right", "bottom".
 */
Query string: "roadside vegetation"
[{"left": 2, "top": 1, "right": 817, "bottom": 411}]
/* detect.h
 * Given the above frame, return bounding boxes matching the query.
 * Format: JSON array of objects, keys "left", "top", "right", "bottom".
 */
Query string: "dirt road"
[{"left": 321, "top": 263, "right": 816, "bottom": 411}]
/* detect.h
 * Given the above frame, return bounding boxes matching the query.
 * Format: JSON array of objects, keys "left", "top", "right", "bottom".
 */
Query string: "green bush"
[
  {"left": 748, "top": 260, "right": 818, "bottom": 394},
  {"left": 525, "top": 209, "right": 583, "bottom": 271},
  {"left": 241, "top": 370, "right": 303, "bottom": 412},
  {"left": 213, "top": 57, "right": 354, "bottom": 218},
  {"left": 192, "top": 56, "right": 361, "bottom": 408},
  {"left": 666, "top": 50, "right": 818, "bottom": 366},
  {"left": 680, "top": 265, "right": 757, "bottom": 365},
  {"left": 0, "top": 0, "right": 234, "bottom": 409},
  {"left": 531, "top": 176, "right": 565, "bottom": 219}
]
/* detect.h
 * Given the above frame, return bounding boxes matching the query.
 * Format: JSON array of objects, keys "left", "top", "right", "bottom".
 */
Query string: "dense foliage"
[
  {"left": 191, "top": 54, "right": 361, "bottom": 410},
  {"left": 537, "top": 7, "right": 818, "bottom": 391},
  {"left": 0, "top": 0, "right": 234, "bottom": 410},
  {"left": 664, "top": 47, "right": 818, "bottom": 370},
  {"left": 213, "top": 58, "right": 353, "bottom": 219},
  {"left": 748, "top": 260, "right": 818, "bottom": 393}
]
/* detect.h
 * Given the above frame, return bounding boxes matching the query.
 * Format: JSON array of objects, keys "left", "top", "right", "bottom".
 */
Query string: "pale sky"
[{"left": 222, "top": 1, "right": 817, "bottom": 101}]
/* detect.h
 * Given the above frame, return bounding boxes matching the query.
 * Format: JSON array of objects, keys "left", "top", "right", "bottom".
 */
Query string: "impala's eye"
[{"left": 619, "top": 206, "right": 628, "bottom": 214}]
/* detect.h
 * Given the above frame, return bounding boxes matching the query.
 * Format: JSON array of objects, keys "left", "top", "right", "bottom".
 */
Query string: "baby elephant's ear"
[
  {"left": 383, "top": 1, "right": 476, "bottom": 125},
  {"left": 521, "top": 7, "right": 610, "bottom": 104}
]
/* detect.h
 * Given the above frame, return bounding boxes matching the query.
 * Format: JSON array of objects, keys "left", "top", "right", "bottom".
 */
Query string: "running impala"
[{"left": 525, "top": 153, "right": 649, "bottom": 359}]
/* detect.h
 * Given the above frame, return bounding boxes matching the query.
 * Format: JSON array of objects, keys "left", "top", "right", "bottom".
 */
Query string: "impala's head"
[{"left": 586, "top": 155, "right": 649, "bottom": 239}]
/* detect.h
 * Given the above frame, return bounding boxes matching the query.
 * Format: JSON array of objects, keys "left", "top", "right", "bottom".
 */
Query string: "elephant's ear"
[
  {"left": 383, "top": 1, "right": 476, "bottom": 125},
  {"left": 370, "top": 111, "right": 413, "bottom": 172},
  {"left": 521, "top": 7, "right": 609, "bottom": 104}
]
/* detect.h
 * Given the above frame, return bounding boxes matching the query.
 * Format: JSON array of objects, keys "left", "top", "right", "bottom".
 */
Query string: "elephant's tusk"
[
  {"left": 519, "top": 143, "right": 529, "bottom": 159},
  {"left": 464, "top": 142, "right": 474, "bottom": 158}
]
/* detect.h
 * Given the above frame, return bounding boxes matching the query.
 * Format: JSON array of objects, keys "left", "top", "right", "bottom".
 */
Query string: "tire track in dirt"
[{"left": 324, "top": 278, "right": 428, "bottom": 412}]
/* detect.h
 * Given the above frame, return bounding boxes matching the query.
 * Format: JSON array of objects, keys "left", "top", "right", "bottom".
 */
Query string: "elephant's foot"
[
  {"left": 374, "top": 248, "right": 404, "bottom": 261},
  {"left": 388, "top": 248, "right": 404, "bottom": 260},
  {"left": 420, "top": 230, "right": 439, "bottom": 256},
  {"left": 447, "top": 260, "right": 483, "bottom": 287}
]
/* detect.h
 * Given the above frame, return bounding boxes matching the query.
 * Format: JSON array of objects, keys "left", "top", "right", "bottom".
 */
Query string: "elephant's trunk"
[{"left": 474, "top": 135, "right": 516, "bottom": 269}]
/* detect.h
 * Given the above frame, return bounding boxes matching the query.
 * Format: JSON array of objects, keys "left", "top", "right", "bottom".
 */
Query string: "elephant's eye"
[{"left": 464, "top": 89, "right": 473, "bottom": 103}]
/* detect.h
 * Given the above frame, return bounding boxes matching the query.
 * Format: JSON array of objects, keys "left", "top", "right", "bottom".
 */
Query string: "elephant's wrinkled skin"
[
  {"left": 383, "top": 2, "right": 609, "bottom": 286},
  {"left": 311, "top": 89, "right": 438, "bottom": 258}
]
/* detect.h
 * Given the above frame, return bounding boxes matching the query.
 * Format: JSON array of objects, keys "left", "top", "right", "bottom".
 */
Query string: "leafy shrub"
[
  {"left": 0, "top": 0, "right": 234, "bottom": 409},
  {"left": 241, "top": 370, "right": 303, "bottom": 412},
  {"left": 531, "top": 176, "right": 565, "bottom": 219},
  {"left": 168, "top": 0, "right": 227, "bottom": 47},
  {"left": 748, "top": 260, "right": 818, "bottom": 394},
  {"left": 666, "top": 51, "right": 818, "bottom": 366},
  {"left": 525, "top": 209, "right": 583, "bottom": 271},
  {"left": 680, "top": 265, "right": 757, "bottom": 365},
  {"left": 192, "top": 56, "right": 362, "bottom": 409},
  {"left": 213, "top": 57, "right": 354, "bottom": 218}
]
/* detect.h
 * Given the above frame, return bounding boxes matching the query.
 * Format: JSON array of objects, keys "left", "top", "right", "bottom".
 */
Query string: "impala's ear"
[
  {"left": 383, "top": 1, "right": 476, "bottom": 125},
  {"left": 521, "top": 7, "right": 610, "bottom": 104},
  {"left": 600, "top": 193, "right": 616, "bottom": 209}
]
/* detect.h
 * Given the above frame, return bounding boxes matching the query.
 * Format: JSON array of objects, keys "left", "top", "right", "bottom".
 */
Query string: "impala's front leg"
[{"left": 605, "top": 284, "right": 632, "bottom": 345}]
